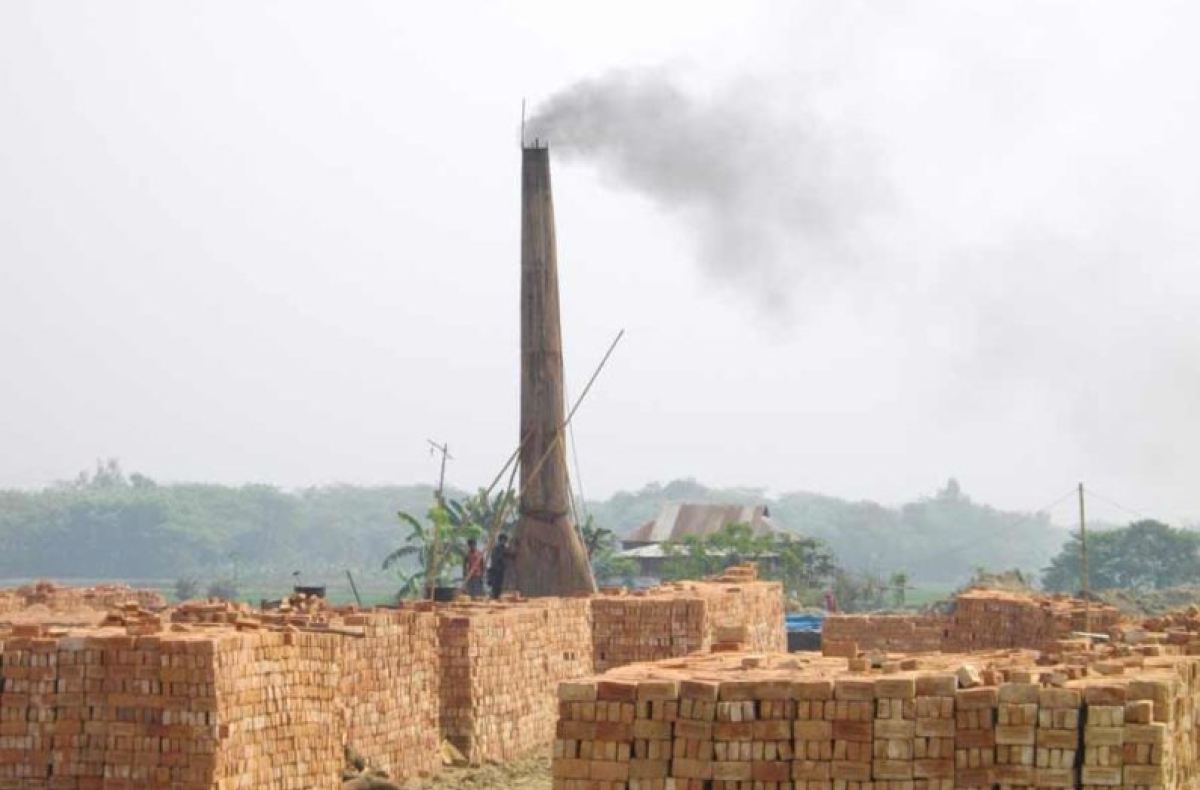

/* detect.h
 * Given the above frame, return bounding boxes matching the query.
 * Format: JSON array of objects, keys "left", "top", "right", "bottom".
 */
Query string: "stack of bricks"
[
  {"left": 335, "top": 609, "right": 441, "bottom": 781},
  {"left": 823, "top": 616, "right": 946, "bottom": 654},
  {"left": 0, "top": 625, "right": 343, "bottom": 790},
  {"left": 704, "top": 580, "right": 787, "bottom": 657},
  {"left": 994, "top": 680, "right": 1038, "bottom": 790},
  {"left": 0, "top": 607, "right": 444, "bottom": 790},
  {"left": 592, "top": 574, "right": 785, "bottom": 672},
  {"left": 592, "top": 595, "right": 708, "bottom": 671},
  {"left": 914, "top": 673, "right": 956, "bottom": 790},
  {"left": 170, "top": 594, "right": 331, "bottom": 629},
  {"left": 945, "top": 591, "right": 1121, "bottom": 652},
  {"left": 793, "top": 679, "right": 833, "bottom": 788},
  {"left": 1081, "top": 685, "right": 1126, "bottom": 790},
  {"left": 210, "top": 630, "right": 342, "bottom": 789},
  {"left": 0, "top": 582, "right": 166, "bottom": 617},
  {"left": 708, "top": 674, "right": 794, "bottom": 790},
  {"left": 550, "top": 648, "right": 1200, "bottom": 790},
  {"left": 1126, "top": 680, "right": 1175, "bottom": 790},
  {"left": 1035, "top": 687, "right": 1080, "bottom": 790},
  {"left": 873, "top": 675, "right": 917, "bottom": 790},
  {"left": 820, "top": 591, "right": 1122, "bottom": 656},
  {"left": 0, "top": 626, "right": 229, "bottom": 789},
  {"left": 954, "top": 685, "right": 997, "bottom": 790},
  {"left": 832, "top": 677, "right": 874, "bottom": 789},
  {"left": 438, "top": 597, "right": 594, "bottom": 763}
]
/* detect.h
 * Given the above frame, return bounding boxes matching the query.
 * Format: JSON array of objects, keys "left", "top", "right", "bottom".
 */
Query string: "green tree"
[
  {"left": 174, "top": 577, "right": 199, "bottom": 602},
  {"left": 579, "top": 516, "right": 638, "bottom": 585},
  {"left": 1042, "top": 520, "right": 1200, "bottom": 592},
  {"left": 381, "top": 489, "right": 510, "bottom": 599},
  {"left": 889, "top": 572, "right": 911, "bottom": 608},
  {"left": 661, "top": 524, "right": 839, "bottom": 601},
  {"left": 833, "top": 570, "right": 889, "bottom": 612},
  {"left": 768, "top": 533, "right": 839, "bottom": 599},
  {"left": 662, "top": 523, "right": 770, "bottom": 580}
]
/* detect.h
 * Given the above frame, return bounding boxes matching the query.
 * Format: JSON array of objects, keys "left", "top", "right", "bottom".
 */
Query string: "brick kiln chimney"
[{"left": 511, "top": 145, "right": 597, "bottom": 597}]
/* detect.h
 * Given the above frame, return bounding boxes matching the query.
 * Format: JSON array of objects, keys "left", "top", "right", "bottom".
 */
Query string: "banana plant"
[{"left": 383, "top": 492, "right": 505, "bottom": 599}]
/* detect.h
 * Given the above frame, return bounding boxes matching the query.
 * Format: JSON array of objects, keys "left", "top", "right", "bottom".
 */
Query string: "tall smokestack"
[{"left": 511, "top": 145, "right": 597, "bottom": 597}]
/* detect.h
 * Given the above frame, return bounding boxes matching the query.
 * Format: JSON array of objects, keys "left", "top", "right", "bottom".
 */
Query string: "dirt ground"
[{"left": 414, "top": 755, "right": 550, "bottom": 790}]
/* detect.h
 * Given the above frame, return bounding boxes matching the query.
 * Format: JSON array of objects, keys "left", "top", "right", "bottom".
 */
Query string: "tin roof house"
[{"left": 617, "top": 503, "right": 783, "bottom": 579}]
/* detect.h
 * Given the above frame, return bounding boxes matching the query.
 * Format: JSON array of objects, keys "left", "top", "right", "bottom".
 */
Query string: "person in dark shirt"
[{"left": 487, "top": 534, "right": 516, "bottom": 600}]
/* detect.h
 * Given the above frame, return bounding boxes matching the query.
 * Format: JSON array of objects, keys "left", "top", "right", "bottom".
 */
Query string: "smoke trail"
[{"left": 525, "top": 69, "right": 881, "bottom": 308}]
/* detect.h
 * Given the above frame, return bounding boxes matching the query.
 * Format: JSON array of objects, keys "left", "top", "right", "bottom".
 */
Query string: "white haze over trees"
[{"left": 1, "top": 1, "right": 1199, "bottom": 528}]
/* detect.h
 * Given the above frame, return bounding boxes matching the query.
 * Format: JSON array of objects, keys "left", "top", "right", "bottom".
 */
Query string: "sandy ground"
[{"left": 414, "top": 755, "right": 550, "bottom": 790}]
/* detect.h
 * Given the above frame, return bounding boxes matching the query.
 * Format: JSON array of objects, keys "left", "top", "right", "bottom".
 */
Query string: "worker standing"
[
  {"left": 462, "top": 538, "right": 486, "bottom": 598},
  {"left": 487, "top": 534, "right": 516, "bottom": 600}
]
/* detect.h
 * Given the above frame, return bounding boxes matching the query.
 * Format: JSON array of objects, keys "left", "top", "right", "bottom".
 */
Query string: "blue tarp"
[{"left": 785, "top": 614, "right": 824, "bottom": 633}]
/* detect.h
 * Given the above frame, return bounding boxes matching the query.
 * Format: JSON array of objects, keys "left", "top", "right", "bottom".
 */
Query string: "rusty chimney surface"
[{"left": 511, "top": 146, "right": 597, "bottom": 598}]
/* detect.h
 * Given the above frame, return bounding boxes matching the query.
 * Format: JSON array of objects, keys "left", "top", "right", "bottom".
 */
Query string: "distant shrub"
[
  {"left": 174, "top": 577, "right": 199, "bottom": 601},
  {"left": 205, "top": 578, "right": 239, "bottom": 601}
]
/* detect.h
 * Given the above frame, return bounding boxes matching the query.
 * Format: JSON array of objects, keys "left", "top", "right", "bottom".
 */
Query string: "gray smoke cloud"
[{"left": 525, "top": 69, "right": 881, "bottom": 308}]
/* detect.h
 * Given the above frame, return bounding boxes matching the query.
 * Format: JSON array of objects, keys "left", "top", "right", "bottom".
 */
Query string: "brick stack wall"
[
  {"left": 825, "top": 592, "right": 1123, "bottom": 655},
  {"left": 823, "top": 616, "right": 946, "bottom": 654},
  {"left": 438, "top": 597, "right": 594, "bottom": 763},
  {"left": 0, "top": 576, "right": 785, "bottom": 788},
  {"left": 0, "top": 610, "right": 441, "bottom": 790},
  {"left": 946, "top": 592, "right": 1121, "bottom": 652},
  {"left": 551, "top": 649, "right": 1195, "bottom": 790},
  {"left": 592, "top": 580, "right": 785, "bottom": 672},
  {"left": 335, "top": 610, "right": 441, "bottom": 780}
]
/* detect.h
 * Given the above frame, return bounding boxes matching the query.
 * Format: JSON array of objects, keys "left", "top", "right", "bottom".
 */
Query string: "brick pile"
[
  {"left": 822, "top": 616, "right": 946, "bottom": 654},
  {"left": 551, "top": 647, "right": 1199, "bottom": 790},
  {"left": 0, "top": 574, "right": 786, "bottom": 788},
  {"left": 169, "top": 593, "right": 332, "bottom": 629},
  {"left": 824, "top": 592, "right": 1123, "bottom": 655},
  {"left": 0, "top": 608, "right": 442, "bottom": 790},
  {"left": 0, "top": 625, "right": 339, "bottom": 790},
  {"left": 209, "top": 630, "right": 342, "bottom": 789},
  {"left": 438, "top": 597, "right": 594, "bottom": 763},
  {"left": 336, "top": 610, "right": 441, "bottom": 780},
  {"left": 592, "top": 571, "right": 785, "bottom": 672},
  {"left": 945, "top": 591, "right": 1121, "bottom": 652},
  {"left": 0, "top": 581, "right": 165, "bottom": 617}
]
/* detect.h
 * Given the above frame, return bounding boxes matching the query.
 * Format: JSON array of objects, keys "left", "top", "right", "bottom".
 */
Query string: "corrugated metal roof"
[
  {"left": 617, "top": 544, "right": 779, "bottom": 559},
  {"left": 624, "top": 503, "right": 776, "bottom": 544}
]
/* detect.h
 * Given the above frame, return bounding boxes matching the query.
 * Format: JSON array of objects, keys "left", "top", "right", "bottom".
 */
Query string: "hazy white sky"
[{"left": 2, "top": 1, "right": 1198, "bottom": 524}]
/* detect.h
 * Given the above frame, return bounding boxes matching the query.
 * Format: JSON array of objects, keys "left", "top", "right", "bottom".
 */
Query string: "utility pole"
[
  {"left": 426, "top": 439, "right": 453, "bottom": 600},
  {"left": 429, "top": 439, "right": 451, "bottom": 504},
  {"left": 1078, "top": 482, "right": 1090, "bottom": 635}
]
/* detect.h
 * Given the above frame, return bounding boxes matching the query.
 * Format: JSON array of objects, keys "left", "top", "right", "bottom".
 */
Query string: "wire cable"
[
  {"left": 884, "top": 486, "right": 1080, "bottom": 569},
  {"left": 568, "top": 417, "right": 588, "bottom": 522},
  {"left": 1085, "top": 488, "right": 1149, "bottom": 522}
]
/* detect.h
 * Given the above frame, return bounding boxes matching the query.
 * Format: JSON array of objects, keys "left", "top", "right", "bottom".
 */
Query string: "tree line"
[{"left": 3, "top": 461, "right": 1192, "bottom": 599}]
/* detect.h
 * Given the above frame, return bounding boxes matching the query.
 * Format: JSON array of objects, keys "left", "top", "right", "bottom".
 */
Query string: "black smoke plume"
[{"left": 525, "top": 69, "right": 881, "bottom": 308}]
